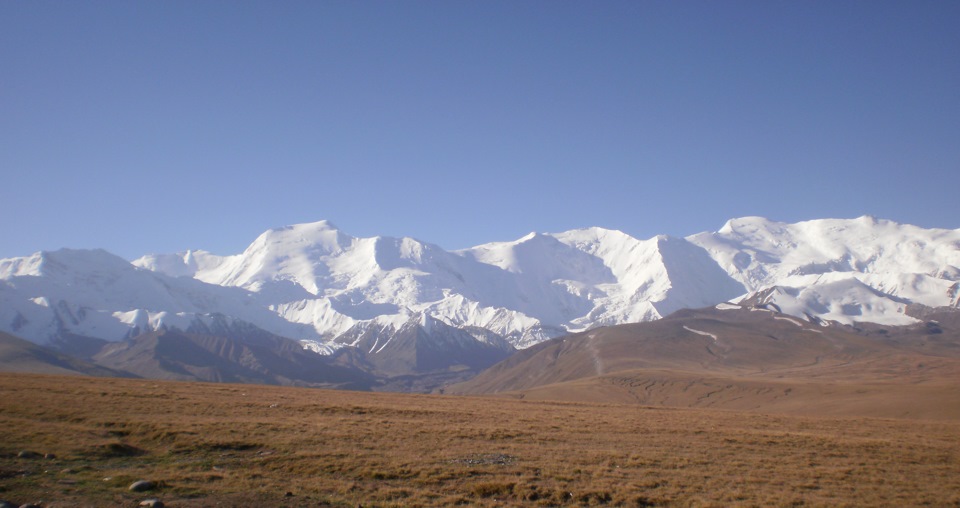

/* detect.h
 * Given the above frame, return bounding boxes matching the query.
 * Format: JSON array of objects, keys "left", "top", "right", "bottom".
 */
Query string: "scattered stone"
[
  {"left": 43, "top": 454, "right": 56, "bottom": 460},
  {"left": 284, "top": 491, "right": 294, "bottom": 497},
  {"left": 60, "top": 469, "right": 75, "bottom": 474},
  {"left": 0, "top": 501, "right": 18, "bottom": 508},
  {"left": 139, "top": 499, "right": 164, "bottom": 508},
  {"left": 19, "top": 504, "right": 42, "bottom": 508},
  {"left": 16, "top": 451, "right": 41, "bottom": 459},
  {"left": 129, "top": 480, "right": 157, "bottom": 492}
]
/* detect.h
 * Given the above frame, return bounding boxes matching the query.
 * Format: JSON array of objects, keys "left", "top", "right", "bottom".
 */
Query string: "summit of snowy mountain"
[{"left": 4, "top": 217, "right": 960, "bottom": 363}]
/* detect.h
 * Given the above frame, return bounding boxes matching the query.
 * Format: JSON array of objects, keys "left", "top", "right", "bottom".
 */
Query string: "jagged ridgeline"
[{"left": 1, "top": 216, "right": 958, "bottom": 388}]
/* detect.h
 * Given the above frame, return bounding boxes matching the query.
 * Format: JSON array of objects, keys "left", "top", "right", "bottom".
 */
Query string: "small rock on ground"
[
  {"left": 0, "top": 501, "right": 18, "bottom": 508},
  {"left": 16, "top": 451, "right": 41, "bottom": 459},
  {"left": 139, "top": 499, "right": 164, "bottom": 508},
  {"left": 129, "top": 480, "right": 157, "bottom": 492}
]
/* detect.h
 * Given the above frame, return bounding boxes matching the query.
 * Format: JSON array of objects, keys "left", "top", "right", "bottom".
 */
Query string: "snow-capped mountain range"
[{"left": 2, "top": 216, "right": 958, "bottom": 356}]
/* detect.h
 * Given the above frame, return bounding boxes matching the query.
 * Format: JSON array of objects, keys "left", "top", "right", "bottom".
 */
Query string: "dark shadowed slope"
[
  {"left": 0, "top": 331, "right": 129, "bottom": 377},
  {"left": 93, "top": 329, "right": 374, "bottom": 389},
  {"left": 448, "top": 306, "right": 960, "bottom": 419},
  {"left": 332, "top": 315, "right": 514, "bottom": 377},
  {"left": 321, "top": 313, "right": 516, "bottom": 392}
]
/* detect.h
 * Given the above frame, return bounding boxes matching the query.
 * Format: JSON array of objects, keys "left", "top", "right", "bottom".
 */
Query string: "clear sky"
[{"left": 2, "top": 1, "right": 958, "bottom": 260}]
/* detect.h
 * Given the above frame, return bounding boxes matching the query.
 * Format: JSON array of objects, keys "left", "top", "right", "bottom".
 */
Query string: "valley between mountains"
[{"left": 1, "top": 216, "right": 959, "bottom": 417}]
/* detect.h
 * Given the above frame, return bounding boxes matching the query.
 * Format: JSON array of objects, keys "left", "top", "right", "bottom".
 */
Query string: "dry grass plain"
[{"left": 1, "top": 373, "right": 959, "bottom": 507}]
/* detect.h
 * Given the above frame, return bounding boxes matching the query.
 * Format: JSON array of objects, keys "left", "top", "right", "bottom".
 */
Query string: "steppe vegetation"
[{"left": 1, "top": 373, "right": 958, "bottom": 507}]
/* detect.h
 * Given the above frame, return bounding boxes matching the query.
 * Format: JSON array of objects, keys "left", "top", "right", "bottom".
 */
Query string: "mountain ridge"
[{"left": 2, "top": 216, "right": 958, "bottom": 364}]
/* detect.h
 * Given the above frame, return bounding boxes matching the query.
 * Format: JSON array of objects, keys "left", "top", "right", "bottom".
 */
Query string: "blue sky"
[{"left": 2, "top": 1, "right": 958, "bottom": 260}]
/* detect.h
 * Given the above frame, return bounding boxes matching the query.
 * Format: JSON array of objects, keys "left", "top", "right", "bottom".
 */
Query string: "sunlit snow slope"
[{"left": 688, "top": 216, "right": 960, "bottom": 325}]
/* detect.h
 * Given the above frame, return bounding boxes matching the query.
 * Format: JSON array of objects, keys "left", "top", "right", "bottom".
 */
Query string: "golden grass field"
[{"left": 1, "top": 373, "right": 959, "bottom": 507}]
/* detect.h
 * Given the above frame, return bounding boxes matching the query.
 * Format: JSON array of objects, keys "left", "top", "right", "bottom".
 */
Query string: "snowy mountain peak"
[
  {"left": 189, "top": 220, "right": 357, "bottom": 294},
  {"left": 251, "top": 220, "right": 351, "bottom": 254},
  {"left": 551, "top": 226, "right": 632, "bottom": 245},
  {"left": 1, "top": 248, "right": 135, "bottom": 279},
  {"left": 716, "top": 216, "right": 788, "bottom": 238}
]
